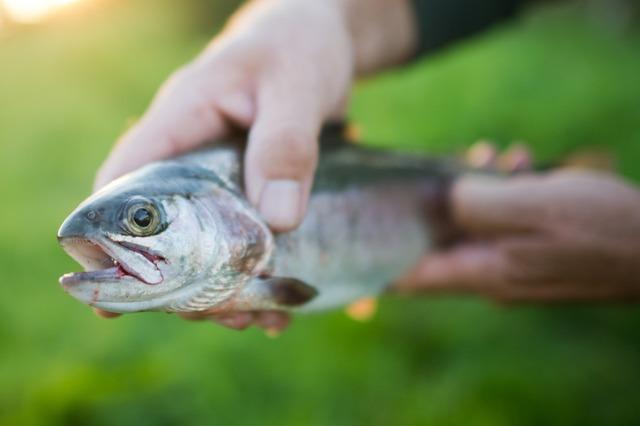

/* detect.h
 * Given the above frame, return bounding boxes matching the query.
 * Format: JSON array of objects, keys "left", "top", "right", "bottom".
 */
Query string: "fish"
[{"left": 57, "top": 127, "right": 458, "bottom": 314}]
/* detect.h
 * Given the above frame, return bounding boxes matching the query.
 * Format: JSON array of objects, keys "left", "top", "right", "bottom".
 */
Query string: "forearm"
[
  {"left": 343, "top": 0, "right": 533, "bottom": 73},
  {"left": 223, "top": 0, "right": 530, "bottom": 78},
  {"left": 336, "top": 0, "right": 530, "bottom": 73}
]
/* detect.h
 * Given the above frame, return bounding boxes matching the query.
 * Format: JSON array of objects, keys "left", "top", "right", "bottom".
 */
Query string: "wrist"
[
  {"left": 337, "top": 0, "right": 418, "bottom": 75},
  {"left": 229, "top": 0, "right": 417, "bottom": 76}
]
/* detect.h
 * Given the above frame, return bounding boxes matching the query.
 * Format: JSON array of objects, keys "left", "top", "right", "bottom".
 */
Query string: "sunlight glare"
[{"left": 3, "top": 0, "right": 84, "bottom": 23}]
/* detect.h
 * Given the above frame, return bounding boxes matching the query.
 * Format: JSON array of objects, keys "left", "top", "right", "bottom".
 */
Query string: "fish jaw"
[
  {"left": 57, "top": 235, "right": 172, "bottom": 311},
  {"left": 59, "top": 269, "right": 147, "bottom": 312},
  {"left": 99, "top": 237, "right": 164, "bottom": 285},
  {"left": 59, "top": 275, "right": 178, "bottom": 313},
  {"left": 58, "top": 236, "right": 164, "bottom": 285}
]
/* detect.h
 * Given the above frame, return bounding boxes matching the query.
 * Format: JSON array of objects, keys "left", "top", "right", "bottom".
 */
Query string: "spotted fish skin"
[{"left": 57, "top": 134, "right": 457, "bottom": 314}]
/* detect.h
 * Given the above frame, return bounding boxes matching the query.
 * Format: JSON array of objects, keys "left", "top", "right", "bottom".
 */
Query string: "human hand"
[
  {"left": 93, "top": 0, "right": 417, "bottom": 330},
  {"left": 396, "top": 169, "right": 640, "bottom": 303},
  {"left": 96, "top": 0, "right": 354, "bottom": 232}
]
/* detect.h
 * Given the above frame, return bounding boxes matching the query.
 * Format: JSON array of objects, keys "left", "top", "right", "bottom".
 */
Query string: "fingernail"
[
  {"left": 259, "top": 180, "right": 302, "bottom": 231},
  {"left": 467, "top": 141, "right": 497, "bottom": 169}
]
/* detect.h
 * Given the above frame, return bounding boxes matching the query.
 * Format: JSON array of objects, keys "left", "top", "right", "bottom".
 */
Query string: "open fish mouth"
[{"left": 59, "top": 237, "right": 166, "bottom": 286}]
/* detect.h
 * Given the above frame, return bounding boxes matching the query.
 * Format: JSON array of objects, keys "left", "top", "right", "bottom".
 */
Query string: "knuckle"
[
  {"left": 271, "top": 126, "right": 316, "bottom": 157},
  {"left": 167, "top": 64, "right": 200, "bottom": 87},
  {"left": 257, "top": 126, "right": 318, "bottom": 177},
  {"left": 162, "top": 65, "right": 210, "bottom": 104}
]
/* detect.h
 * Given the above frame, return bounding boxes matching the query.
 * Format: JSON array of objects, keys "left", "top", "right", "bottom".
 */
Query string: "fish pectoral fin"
[
  {"left": 265, "top": 277, "right": 318, "bottom": 307},
  {"left": 234, "top": 276, "right": 318, "bottom": 310}
]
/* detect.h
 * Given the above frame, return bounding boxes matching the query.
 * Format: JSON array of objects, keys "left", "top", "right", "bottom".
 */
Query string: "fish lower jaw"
[
  {"left": 59, "top": 263, "right": 129, "bottom": 286},
  {"left": 59, "top": 237, "right": 164, "bottom": 286}
]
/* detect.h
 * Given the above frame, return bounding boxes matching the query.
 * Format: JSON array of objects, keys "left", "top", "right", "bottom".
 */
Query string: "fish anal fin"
[{"left": 345, "top": 297, "right": 378, "bottom": 322}]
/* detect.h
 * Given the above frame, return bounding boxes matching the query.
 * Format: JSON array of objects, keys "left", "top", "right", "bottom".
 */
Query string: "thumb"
[
  {"left": 452, "top": 175, "right": 542, "bottom": 236},
  {"left": 244, "top": 82, "right": 322, "bottom": 232}
]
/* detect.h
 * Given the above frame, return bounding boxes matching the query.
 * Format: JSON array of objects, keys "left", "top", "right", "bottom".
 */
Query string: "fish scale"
[{"left": 58, "top": 133, "right": 458, "bottom": 314}]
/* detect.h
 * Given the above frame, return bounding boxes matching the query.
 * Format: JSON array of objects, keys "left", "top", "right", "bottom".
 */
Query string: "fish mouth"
[{"left": 59, "top": 237, "right": 166, "bottom": 286}]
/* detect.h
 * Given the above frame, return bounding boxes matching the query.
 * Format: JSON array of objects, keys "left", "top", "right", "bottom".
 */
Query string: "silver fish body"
[{"left": 58, "top": 138, "right": 457, "bottom": 314}]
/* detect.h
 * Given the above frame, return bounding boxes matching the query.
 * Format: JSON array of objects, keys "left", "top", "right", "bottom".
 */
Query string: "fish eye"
[
  {"left": 125, "top": 198, "right": 162, "bottom": 237},
  {"left": 133, "top": 207, "right": 152, "bottom": 228}
]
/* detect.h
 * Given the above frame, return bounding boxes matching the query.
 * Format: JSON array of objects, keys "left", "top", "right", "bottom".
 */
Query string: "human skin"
[
  {"left": 94, "top": 0, "right": 417, "bottom": 229},
  {"left": 396, "top": 170, "right": 640, "bottom": 302},
  {"left": 93, "top": 0, "right": 418, "bottom": 330},
  {"left": 93, "top": 0, "right": 640, "bottom": 330}
]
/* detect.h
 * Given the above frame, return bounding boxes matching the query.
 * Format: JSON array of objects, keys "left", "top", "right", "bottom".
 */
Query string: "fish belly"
[{"left": 273, "top": 183, "right": 430, "bottom": 312}]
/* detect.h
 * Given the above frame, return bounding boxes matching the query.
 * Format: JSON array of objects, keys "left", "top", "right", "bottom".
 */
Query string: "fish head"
[{"left": 57, "top": 163, "right": 271, "bottom": 313}]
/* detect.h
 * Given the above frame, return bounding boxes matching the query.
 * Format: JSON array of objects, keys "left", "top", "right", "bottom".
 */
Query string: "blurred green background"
[{"left": 1, "top": 0, "right": 640, "bottom": 424}]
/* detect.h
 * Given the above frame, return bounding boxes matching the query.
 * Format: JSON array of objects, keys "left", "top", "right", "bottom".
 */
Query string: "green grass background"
[{"left": 1, "top": 0, "right": 639, "bottom": 424}]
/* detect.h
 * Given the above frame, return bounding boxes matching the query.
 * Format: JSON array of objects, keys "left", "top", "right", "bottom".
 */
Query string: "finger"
[
  {"left": 210, "top": 312, "right": 255, "bottom": 330},
  {"left": 93, "top": 308, "right": 122, "bottom": 319},
  {"left": 178, "top": 310, "right": 256, "bottom": 330},
  {"left": 94, "top": 66, "right": 254, "bottom": 190},
  {"left": 452, "top": 175, "right": 543, "bottom": 235},
  {"left": 177, "top": 311, "right": 211, "bottom": 321},
  {"left": 394, "top": 243, "right": 508, "bottom": 294},
  {"left": 498, "top": 143, "right": 533, "bottom": 173},
  {"left": 254, "top": 311, "right": 291, "bottom": 332},
  {"left": 244, "top": 80, "right": 322, "bottom": 232},
  {"left": 466, "top": 140, "right": 498, "bottom": 169}
]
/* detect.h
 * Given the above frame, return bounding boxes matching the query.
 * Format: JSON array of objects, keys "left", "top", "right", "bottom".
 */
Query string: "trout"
[{"left": 58, "top": 130, "right": 456, "bottom": 314}]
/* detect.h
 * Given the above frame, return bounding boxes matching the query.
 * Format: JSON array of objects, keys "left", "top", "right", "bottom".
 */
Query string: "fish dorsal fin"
[
  {"left": 319, "top": 121, "right": 357, "bottom": 151},
  {"left": 231, "top": 276, "right": 318, "bottom": 311}
]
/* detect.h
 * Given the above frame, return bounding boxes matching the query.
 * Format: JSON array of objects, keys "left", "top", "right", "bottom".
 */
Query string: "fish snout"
[{"left": 57, "top": 208, "right": 102, "bottom": 241}]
